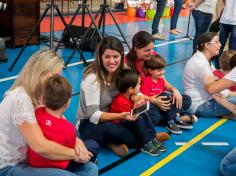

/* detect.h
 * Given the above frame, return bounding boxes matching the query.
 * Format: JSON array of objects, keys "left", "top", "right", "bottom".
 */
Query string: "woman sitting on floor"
[{"left": 183, "top": 32, "right": 236, "bottom": 118}]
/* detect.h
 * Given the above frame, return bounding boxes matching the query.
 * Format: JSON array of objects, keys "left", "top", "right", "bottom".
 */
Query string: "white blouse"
[{"left": 0, "top": 86, "right": 36, "bottom": 169}]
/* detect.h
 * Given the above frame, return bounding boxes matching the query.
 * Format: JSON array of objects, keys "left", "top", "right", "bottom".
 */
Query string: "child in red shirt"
[
  {"left": 28, "top": 74, "right": 97, "bottom": 172},
  {"left": 110, "top": 69, "right": 166, "bottom": 156},
  {"left": 141, "top": 54, "right": 193, "bottom": 134},
  {"left": 213, "top": 50, "right": 236, "bottom": 92}
]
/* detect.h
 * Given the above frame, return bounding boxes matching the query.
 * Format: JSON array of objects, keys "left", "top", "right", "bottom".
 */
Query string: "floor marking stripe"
[
  {"left": 140, "top": 118, "right": 228, "bottom": 176},
  {"left": 0, "top": 38, "right": 190, "bottom": 83},
  {"left": 201, "top": 142, "right": 229, "bottom": 146},
  {"left": 175, "top": 142, "right": 230, "bottom": 146},
  {"left": 175, "top": 142, "right": 187, "bottom": 146}
]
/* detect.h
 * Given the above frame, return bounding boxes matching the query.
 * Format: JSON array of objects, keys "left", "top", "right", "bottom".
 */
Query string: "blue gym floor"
[{"left": 1, "top": 14, "right": 235, "bottom": 176}]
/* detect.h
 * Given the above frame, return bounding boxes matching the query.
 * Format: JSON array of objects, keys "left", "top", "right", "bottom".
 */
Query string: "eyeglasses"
[{"left": 208, "top": 40, "right": 220, "bottom": 44}]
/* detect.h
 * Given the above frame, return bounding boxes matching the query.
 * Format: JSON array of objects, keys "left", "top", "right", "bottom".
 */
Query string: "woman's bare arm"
[{"left": 205, "top": 78, "right": 235, "bottom": 94}]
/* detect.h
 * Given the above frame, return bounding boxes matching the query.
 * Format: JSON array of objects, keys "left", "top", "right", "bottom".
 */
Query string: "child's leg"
[
  {"left": 156, "top": 92, "right": 182, "bottom": 134},
  {"left": 123, "top": 114, "right": 166, "bottom": 156},
  {"left": 123, "top": 115, "right": 154, "bottom": 147}
]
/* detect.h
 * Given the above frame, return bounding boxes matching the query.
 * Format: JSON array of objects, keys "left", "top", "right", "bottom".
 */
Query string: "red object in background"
[{"left": 170, "top": 7, "right": 174, "bottom": 17}]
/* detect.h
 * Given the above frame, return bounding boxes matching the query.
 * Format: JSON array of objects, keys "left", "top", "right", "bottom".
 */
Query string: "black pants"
[
  {"left": 147, "top": 92, "right": 192, "bottom": 125},
  {"left": 79, "top": 113, "right": 156, "bottom": 148}
]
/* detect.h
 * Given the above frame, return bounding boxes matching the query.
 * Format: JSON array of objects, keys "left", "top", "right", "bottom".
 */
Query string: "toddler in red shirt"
[
  {"left": 213, "top": 50, "right": 236, "bottom": 92},
  {"left": 141, "top": 54, "right": 193, "bottom": 134},
  {"left": 110, "top": 69, "right": 167, "bottom": 156}
]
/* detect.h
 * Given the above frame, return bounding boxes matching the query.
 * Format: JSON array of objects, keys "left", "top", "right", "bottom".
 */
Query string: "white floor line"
[
  {"left": 0, "top": 38, "right": 191, "bottom": 83},
  {"left": 175, "top": 142, "right": 187, "bottom": 146},
  {"left": 175, "top": 142, "right": 229, "bottom": 146},
  {"left": 0, "top": 75, "right": 18, "bottom": 83},
  {"left": 201, "top": 142, "right": 229, "bottom": 146}
]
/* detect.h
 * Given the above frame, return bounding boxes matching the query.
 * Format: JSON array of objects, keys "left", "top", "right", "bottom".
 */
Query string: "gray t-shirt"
[{"left": 76, "top": 73, "right": 119, "bottom": 125}]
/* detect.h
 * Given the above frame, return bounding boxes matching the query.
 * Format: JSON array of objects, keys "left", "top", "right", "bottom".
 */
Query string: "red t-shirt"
[
  {"left": 140, "top": 76, "right": 165, "bottom": 96},
  {"left": 28, "top": 107, "right": 76, "bottom": 169},
  {"left": 125, "top": 51, "right": 157, "bottom": 83},
  {"left": 213, "top": 69, "right": 236, "bottom": 92},
  {"left": 109, "top": 94, "right": 133, "bottom": 124}
]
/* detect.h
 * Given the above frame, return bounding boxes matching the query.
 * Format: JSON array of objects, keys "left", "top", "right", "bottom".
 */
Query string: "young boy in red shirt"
[
  {"left": 110, "top": 69, "right": 166, "bottom": 156},
  {"left": 213, "top": 50, "right": 236, "bottom": 92},
  {"left": 141, "top": 54, "right": 193, "bottom": 134},
  {"left": 27, "top": 74, "right": 98, "bottom": 173}
]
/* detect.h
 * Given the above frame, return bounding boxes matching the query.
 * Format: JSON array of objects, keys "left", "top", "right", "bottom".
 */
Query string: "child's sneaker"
[
  {"left": 166, "top": 123, "right": 182, "bottom": 134},
  {"left": 151, "top": 139, "right": 167, "bottom": 152},
  {"left": 175, "top": 120, "right": 193, "bottom": 129},
  {"left": 141, "top": 141, "right": 160, "bottom": 156}
]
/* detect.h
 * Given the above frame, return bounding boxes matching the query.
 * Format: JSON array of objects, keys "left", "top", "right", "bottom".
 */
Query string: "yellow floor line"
[{"left": 140, "top": 118, "right": 228, "bottom": 176}]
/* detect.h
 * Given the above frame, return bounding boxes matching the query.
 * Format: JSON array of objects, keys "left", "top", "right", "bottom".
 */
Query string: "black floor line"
[{"left": 99, "top": 150, "right": 141, "bottom": 175}]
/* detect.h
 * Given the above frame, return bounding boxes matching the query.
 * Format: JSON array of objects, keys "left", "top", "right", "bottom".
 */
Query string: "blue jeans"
[
  {"left": 195, "top": 96, "right": 236, "bottom": 118},
  {"left": 221, "top": 148, "right": 236, "bottom": 176},
  {"left": 152, "top": 0, "right": 166, "bottom": 34},
  {"left": 192, "top": 10, "right": 213, "bottom": 52},
  {"left": 0, "top": 162, "right": 98, "bottom": 176},
  {"left": 170, "top": 0, "right": 184, "bottom": 30},
  {"left": 214, "top": 23, "right": 236, "bottom": 68}
]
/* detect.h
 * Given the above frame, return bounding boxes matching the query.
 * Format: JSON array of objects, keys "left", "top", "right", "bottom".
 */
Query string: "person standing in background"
[
  {"left": 152, "top": 0, "right": 184, "bottom": 40},
  {"left": 214, "top": 0, "right": 236, "bottom": 69},
  {"left": 189, "top": 0, "right": 217, "bottom": 53}
]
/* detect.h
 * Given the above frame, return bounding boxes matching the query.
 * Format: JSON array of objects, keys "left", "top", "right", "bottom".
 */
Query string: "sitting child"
[
  {"left": 109, "top": 69, "right": 166, "bottom": 156},
  {"left": 213, "top": 50, "right": 236, "bottom": 92},
  {"left": 141, "top": 54, "right": 193, "bottom": 134},
  {"left": 28, "top": 74, "right": 98, "bottom": 172}
]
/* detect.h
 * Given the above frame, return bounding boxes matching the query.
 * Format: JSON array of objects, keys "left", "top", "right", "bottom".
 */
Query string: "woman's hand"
[
  {"left": 172, "top": 89, "right": 182, "bottom": 109},
  {"left": 120, "top": 112, "right": 137, "bottom": 121},
  {"left": 152, "top": 96, "right": 171, "bottom": 111},
  {"left": 74, "top": 138, "right": 93, "bottom": 163},
  {"left": 212, "top": 93, "right": 227, "bottom": 104}
]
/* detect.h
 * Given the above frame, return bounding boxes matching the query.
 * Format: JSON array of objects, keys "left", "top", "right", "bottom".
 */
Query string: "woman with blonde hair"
[{"left": 0, "top": 50, "right": 98, "bottom": 176}]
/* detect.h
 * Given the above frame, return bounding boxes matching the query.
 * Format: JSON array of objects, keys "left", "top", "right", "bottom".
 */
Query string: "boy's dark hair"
[
  {"left": 117, "top": 69, "right": 139, "bottom": 93},
  {"left": 144, "top": 54, "right": 166, "bottom": 70},
  {"left": 230, "top": 53, "right": 236, "bottom": 70},
  {"left": 219, "top": 50, "right": 236, "bottom": 71},
  {"left": 43, "top": 74, "right": 72, "bottom": 111}
]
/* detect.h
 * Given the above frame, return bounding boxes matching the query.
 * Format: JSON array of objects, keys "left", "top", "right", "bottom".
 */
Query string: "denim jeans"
[
  {"left": 221, "top": 148, "right": 236, "bottom": 176},
  {"left": 214, "top": 23, "right": 236, "bottom": 68},
  {"left": 195, "top": 96, "right": 236, "bottom": 118},
  {"left": 192, "top": 10, "right": 213, "bottom": 52},
  {"left": 170, "top": 0, "right": 184, "bottom": 30},
  {"left": 0, "top": 162, "right": 98, "bottom": 176},
  {"left": 152, "top": 0, "right": 166, "bottom": 34}
]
